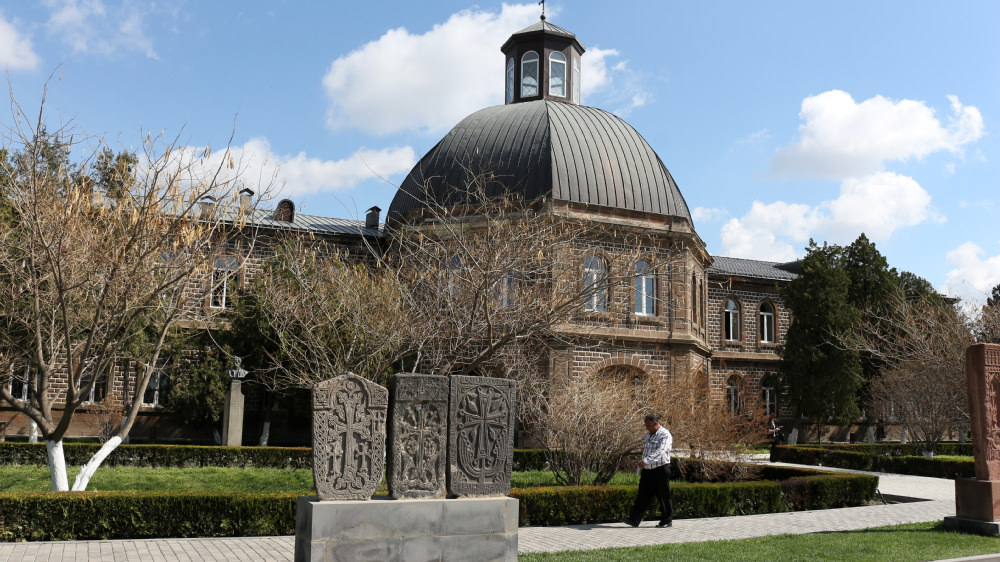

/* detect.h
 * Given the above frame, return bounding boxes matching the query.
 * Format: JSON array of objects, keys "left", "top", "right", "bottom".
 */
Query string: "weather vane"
[{"left": 539, "top": 0, "right": 546, "bottom": 20}]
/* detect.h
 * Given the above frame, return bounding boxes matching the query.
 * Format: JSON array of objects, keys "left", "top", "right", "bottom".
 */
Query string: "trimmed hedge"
[
  {"left": 771, "top": 445, "right": 974, "bottom": 479},
  {"left": 510, "top": 468, "right": 876, "bottom": 525},
  {"left": 0, "top": 442, "right": 313, "bottom": 469},
  {"left": 0, "top": 491, "right": 298, "bottom": 541},
  {"left": 0, "top": 443, "right": 549, "bottom": 472},
  {"left": 0, "top": 470, "right": 876, "bottom": 538}
]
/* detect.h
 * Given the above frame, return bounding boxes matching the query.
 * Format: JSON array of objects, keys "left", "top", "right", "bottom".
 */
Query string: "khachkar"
[
  {"left": 387, "top": 373, "right": 449, "bottom": 499},
  {"left": 448, "top": 375, "right": 517, "bottom": 496},
  {"left": 312, "top": 373, "right": 387, "bottom": 500},
  {"left": 946, "top": 344, "right": 1000, "bottom": 534}
]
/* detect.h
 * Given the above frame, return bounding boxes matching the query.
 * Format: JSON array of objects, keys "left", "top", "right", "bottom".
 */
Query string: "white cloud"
[
  {"left": 322, "top": 4, "right": 647, "bottom": 136},
  {"left": 719, "top": 172, "right": 939, "bottom": 260},
  {"left": 150, "top": 137, "right": 416, "bottom": 200},
  {"left": 42, "top": 0, "right": 158, "bottom": 59},
  {"left": 691, "top": 206, "right": 727, "bottom": 223},
  {"left": 944, "top": 242, "right": 1000, "bottom": 304},
  {"left": 771, "top": 90, "right": 984, "bottom": 178},
  {"left": 0, "top": 11, "right": 40, "bottom": 70}
]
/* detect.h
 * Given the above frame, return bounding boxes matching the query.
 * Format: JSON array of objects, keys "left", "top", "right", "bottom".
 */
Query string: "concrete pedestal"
[
  {"left": 221, "top": 379, "right": 244, "bottom": 447},
  {"left": 944, "top": 478, "right": 1000, "bottom": 535},
  {"left": 294, "top": 496, "right": 518, "bottom": 562}
]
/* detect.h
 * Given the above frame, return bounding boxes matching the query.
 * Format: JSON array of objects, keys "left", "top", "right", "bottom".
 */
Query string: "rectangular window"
[
  {"left": 634, "top": 276, "right": 655, "bottom": 315},
  {"left": 143, "top": 362, "right": 170, "bottom": 407},
  {"left": 84, "top": 370, "right": 109, "bottom": 404},
  {"left": 210, "top": 256, "right": 240, "bottom": 309}
]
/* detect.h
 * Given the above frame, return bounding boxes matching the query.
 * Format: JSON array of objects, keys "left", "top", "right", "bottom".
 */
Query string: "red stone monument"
[{"left": 945, "top": 343, "right": 1000, "bottom": 534}]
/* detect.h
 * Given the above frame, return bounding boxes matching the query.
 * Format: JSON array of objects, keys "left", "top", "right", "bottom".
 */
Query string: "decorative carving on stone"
[
  {"left": 967, "top": 344, "right": 1000, "bottom": 480},
  {"left": 387, "top": 373, "right": 449, "bottom": 499},
  {"left": 447, "top": 375, "right": 516, "bottom": 496},
  {"left": 312, "top": 373, "right": 387, "bottom": 500}
]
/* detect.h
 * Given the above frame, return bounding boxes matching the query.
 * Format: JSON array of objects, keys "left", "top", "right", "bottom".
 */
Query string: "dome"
[{"left": 388, "top": 100, "right": 692, "bottom": 225}]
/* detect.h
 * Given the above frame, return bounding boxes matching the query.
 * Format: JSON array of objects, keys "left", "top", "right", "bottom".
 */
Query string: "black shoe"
[
  {"left": 656, "top": 522, "right": 672, "bottom": 528},
  {"left": 623, "top": 518, "right": 640, "bottom": 528}
]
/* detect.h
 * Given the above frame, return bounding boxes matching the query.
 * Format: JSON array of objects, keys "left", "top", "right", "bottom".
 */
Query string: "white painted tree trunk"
[
  {"left": 257, "top": 420, "right": 270, "bottom": 447},
  {"left": 29, "top": 420, "right": 38, "bottom": 443},
  {"left": 45, "top": 440, "right": 69, "bottom": 491},
  {"left": 71, "top": 436, "right": 123, "bottom": 491}
]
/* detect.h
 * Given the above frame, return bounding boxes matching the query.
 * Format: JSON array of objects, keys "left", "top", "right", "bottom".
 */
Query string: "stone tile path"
[{"left": 0, "top": 462, "right": 972, "bottom": 561}]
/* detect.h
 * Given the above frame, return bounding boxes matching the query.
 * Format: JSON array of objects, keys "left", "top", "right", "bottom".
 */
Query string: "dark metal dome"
[{"left": 388, "top": 100, "right": 692, "bottom": 224}]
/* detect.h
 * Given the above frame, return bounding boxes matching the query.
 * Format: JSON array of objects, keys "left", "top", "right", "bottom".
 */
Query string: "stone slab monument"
[
  {"left": 387, "top": 373, "right": 449, "bottom": 499},
  {"left": 312, "top": 373, "right": 387, "bottom": 501},
  {"left": 295, "top": 372, "right": 519, "bottom": 561},
  {"left": 945, "top": 343, "right": 1000, "bottom": 535},
  {"left": 448, "top": 375, "right": 517, "bottom": 497}
]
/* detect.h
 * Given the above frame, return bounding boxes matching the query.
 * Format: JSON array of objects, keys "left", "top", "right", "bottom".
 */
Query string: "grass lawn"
[
  {"left": 520, "top": 522, "right": 1000, "bottom": 562},
  {"left": 0, "top": 466, "right": 645, "bottom": 493},
  {"left": 0, "top": 465, "right": 316, "bottom": 494}
]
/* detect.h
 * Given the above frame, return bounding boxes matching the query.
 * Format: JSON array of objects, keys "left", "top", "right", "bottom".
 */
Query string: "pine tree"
[{"left": 780, "top": 240, "right": 863, "bottom": 430}]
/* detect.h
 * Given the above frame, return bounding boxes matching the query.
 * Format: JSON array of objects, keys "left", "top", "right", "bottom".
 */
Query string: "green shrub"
[
  {"left": 513, "top": 449, "right": 549, "bottom": 472},
  {"left": 0, "top": 491, "right": 297, "bottom": 541},
  {"left": 772, "top": 444, "right": 974, "bottom": 479},
  {"left": 0, "top": 443, "right": 312, "bottom": 469}
]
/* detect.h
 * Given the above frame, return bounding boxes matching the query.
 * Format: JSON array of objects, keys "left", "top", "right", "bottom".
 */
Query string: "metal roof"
[
  {"left": 708, "top": 256, "right": 799, "bottom": 282},
  {"left": 239, "top": 207, "right": 382, "bottom": 238},
  {"left": 389, "top": 100, "right": 692, "bottom": 224},
  {"left": 500, "top": 20, "right": 584, "bottom": 52}
]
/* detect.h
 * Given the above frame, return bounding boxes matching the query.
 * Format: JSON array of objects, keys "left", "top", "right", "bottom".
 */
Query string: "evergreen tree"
[
  {"left": 780, "top": 240, "right": 863, "bottom": 429},
  {"left": 840, "top": 234, "right": 899, "bottom": 404}
]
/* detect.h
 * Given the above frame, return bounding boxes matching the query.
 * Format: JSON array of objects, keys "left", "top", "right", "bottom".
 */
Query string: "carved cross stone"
[
  {"left": 448, "top": 375, "right": 516, "bottom": 496},
  {"left": 312, "top": 373, "right": 387, "bottom": 500},
  {"left": 387, "top": 373, "right": 449, "bottom": 499}
]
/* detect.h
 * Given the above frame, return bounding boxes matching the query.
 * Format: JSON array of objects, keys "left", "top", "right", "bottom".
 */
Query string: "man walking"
[{"left": 623, "top": 414, "right": 673, "bottom": 528}]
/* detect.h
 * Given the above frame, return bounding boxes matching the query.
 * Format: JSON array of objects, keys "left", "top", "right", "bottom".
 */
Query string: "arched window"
[
  {"left": 634, "top": 260, "right": 655, "bottom": 315},
  {"left": 549, "top": 51, "right": 566, "bottom": 97},
  {"left": 583, "top": 255, "right": 607, "bottom": 312},
  {"left": 759, "top": 302, "right": 776, "bottom": 343},
  {"left": 724, "top": 298, "right": 740, "bottom": 341},
  {"left": 726, "top": 375, "right": 741, "bottom": 416},
  {"left": 572, "top": 58, "right": 580, "bottom": 103},
  {"left": 211, "top": 255, "right": 241, "bottom": 309},
  {"left": 521, "top": 51, "right": 539, "bottom": 97},
  {"left": 761, "top": 376, "right": 778, "bottom": 417},
  {"left": 505, "top": 58, "right": 515, "bottom": 104}
]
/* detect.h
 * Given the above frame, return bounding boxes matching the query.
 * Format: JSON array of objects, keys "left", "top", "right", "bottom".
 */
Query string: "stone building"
[{"left": 0, "top": 18, "right": 797, "bottom": 444}]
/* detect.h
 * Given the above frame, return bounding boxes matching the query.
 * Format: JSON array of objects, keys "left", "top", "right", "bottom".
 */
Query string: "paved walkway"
[{"left": 0, "top": 462, "right": 981, "bottom": 561}]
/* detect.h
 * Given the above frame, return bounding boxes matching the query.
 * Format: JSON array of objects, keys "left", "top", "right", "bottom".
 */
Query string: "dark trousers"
[{"left": 629, "top": 464, "right": 673, "bottom": 524}]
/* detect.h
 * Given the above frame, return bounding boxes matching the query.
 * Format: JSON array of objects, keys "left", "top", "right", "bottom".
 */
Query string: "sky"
[{"left": 0, "top": 1, "right": 998, "bottom": 304}]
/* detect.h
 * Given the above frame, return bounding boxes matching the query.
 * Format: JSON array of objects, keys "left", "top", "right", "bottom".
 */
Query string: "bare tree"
[
  {"left": 0, "top": 91, "right": 269, "bottom": 490},
  {"left": 845, "top": 289, "right": 971, "bottom": 452}
]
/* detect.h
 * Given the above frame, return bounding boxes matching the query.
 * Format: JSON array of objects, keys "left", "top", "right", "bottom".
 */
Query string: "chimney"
[
  {"left": 275, "top": 199, "right": 295, "bottom": 222},
  {"left": 239, "top": 188, "right": 254, "bottom": 212},
  {"left": 365, "top": 206, "right": 381, "bottom": 229},
  {"left": 199, "top": 195, "right": 217, "bottom": 219}
]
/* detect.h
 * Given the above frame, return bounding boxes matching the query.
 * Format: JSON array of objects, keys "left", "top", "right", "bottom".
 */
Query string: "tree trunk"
[
  {"left": 257, "top": 420, "right": 271, "bottom": 447},
  {"left": 29, "top": 419, "right": 39, "bottom": 443},
  {"left": 71, "top": 435, "right": 123, "bottom": 491},
  {"left": 45, "top": 439, "right": 69, "bottom": 491},
  {"left": 257, "top": 393, "right": 273, "bottom": 447}
]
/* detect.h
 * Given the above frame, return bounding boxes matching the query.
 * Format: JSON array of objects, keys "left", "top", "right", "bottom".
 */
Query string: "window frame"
[
  {"left": 572, "top": 58, "right": 580, "bottom": 103},
  {"left": 633, "top": 260, "right": 655, "bottom": 316},
  {"left": 142, "top": 360, "right": 171, "bottom": 408},
  {"left": 210, "top": 255, "right": 241, "bottom": 310},
  {"left": 583, "top": 255, "right": 607, "bottom": 312},
  {"left": 521, "top": 51, "right": 539, "bottom": 97},
  {"left": 549, "top": 51, "right": 566, "bottom": 97},
  {"left": 726, "top": 375, "right": 742, "bottom": 416},
  {"left": 505, "top": 57, "right": 515, "bottom": 104},
  {"left": 723, "top": 298, "right": 741, "bottom": 341},
  {"left": 759, "top": 302, "right": 776, "bottom": 344}
]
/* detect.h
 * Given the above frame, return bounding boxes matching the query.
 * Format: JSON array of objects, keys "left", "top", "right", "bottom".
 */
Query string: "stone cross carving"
[
  {"left": 448, "top": 375, "right": 516, "bottom": 496},
  {"left": 967, "top": 344, "right": 1000, "bottom": 480},
  {"left": 387, "top": 373, "right": 449, "bottom": 499},
  {"left": 312, "top": 373, "right": 387, "bottom": 500}
]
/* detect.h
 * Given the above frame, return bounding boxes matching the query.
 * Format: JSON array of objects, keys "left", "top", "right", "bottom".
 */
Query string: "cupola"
[{"left": 501, "top": 17, "right": 585, "bottom": 105}]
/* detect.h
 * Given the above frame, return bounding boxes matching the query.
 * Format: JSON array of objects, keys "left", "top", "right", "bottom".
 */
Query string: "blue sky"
[{"left": 1, "top": 1, "right": 998, "bottom": 303}]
